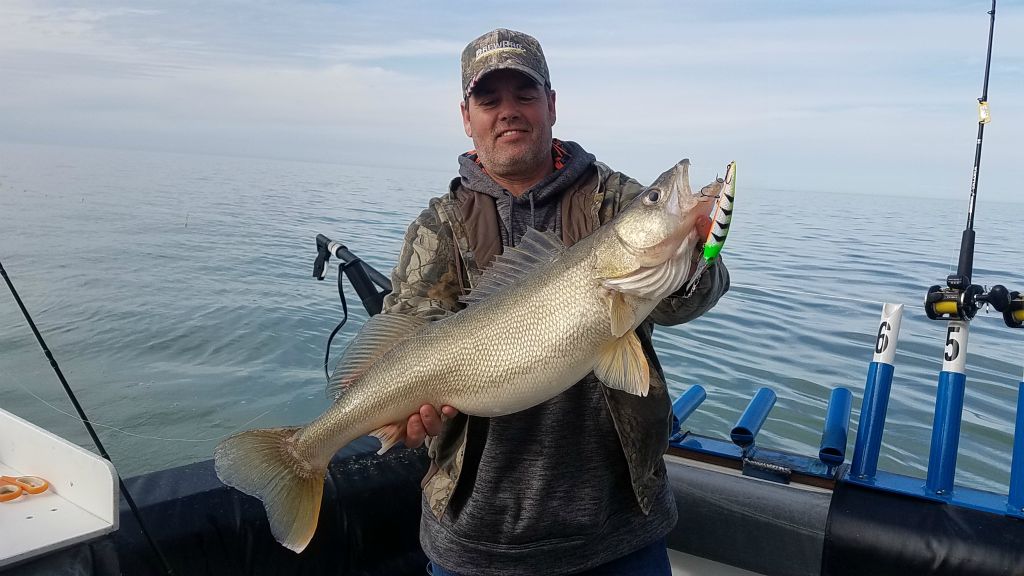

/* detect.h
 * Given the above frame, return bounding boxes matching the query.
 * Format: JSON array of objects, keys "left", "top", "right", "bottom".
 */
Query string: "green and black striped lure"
[{"left": 684, "top": 161, "right": 735, "bottom": 296}]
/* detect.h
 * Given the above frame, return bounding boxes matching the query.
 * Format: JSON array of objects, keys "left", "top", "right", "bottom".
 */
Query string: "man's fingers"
[
  {"left": 406, "top": 414, "right": 425, "bottom": 448},
  {"left": 406, "top": 405, "right": 459, "bottom": 447},
  {"left": 420, "top": 405, "right": 442, "bottom": 436}
]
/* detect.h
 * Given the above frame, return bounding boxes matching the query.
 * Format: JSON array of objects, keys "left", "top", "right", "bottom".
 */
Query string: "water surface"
[{"left": 1, "top": 142, "right": 1022, "bottom": 495}]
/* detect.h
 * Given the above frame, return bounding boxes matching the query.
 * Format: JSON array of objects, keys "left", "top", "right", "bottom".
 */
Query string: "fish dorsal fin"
[
  {"left": 327, "top": 313, "right": 428, "bottom": 400},
  {"left": 461, "top": 228, "right": 566, "bottom": 306},
  {"left": 594, "top": 331, "right": 650, "bottom": 397}
]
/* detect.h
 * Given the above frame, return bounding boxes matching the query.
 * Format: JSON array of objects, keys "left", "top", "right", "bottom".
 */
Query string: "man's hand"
[{"left": 405, "top": 404, "right": 459, "bottom": 448}]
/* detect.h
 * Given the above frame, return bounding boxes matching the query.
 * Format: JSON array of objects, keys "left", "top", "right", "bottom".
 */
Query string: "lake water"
[{"left": 1, "top": 141, "right": 1022, "bottom": 496}]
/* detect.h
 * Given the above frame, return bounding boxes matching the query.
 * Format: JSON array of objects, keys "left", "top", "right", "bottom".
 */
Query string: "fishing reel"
[
  {"left": 1003, "top": 290, "right": 1024, "bottom": 328},
  {"left": 925, "top": 283, "right": 1024, "bottom": 328},
  {"left": 925, "top": 283, "right": 983, "bottom": 321}
]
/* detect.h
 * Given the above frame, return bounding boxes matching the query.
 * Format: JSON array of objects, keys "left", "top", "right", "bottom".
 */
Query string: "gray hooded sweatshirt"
[{"left": 420, "top": 140, "right": 677, "bottom": 576}]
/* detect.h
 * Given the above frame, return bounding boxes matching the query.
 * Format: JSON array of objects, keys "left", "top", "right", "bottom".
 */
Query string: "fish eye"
[{"left": 642, "top": 189, "right": 661, "bottom": 205}]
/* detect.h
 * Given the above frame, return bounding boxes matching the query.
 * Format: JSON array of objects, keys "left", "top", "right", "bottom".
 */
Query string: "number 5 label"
[{"left": 942, "top": 320, "right": 969, "bottom": 374}]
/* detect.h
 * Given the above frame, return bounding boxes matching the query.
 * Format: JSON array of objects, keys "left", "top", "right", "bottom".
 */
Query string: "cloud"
[
  {"left": 0, "top": 0, "right": 1021, "bottom": 199},
  {"left": 319, "top": 39, "right": 465, "bottom": 62},
  {"left": 0, "top": 0, "right": 468, "bottom": 164},
  {"left": 540, "top": 4, "right": 1023, "bottom": 194}
]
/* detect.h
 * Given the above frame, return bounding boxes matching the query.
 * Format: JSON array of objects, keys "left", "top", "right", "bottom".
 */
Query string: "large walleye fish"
[{"left": 215, "top": 158, "right": 726, "bottom": 552}]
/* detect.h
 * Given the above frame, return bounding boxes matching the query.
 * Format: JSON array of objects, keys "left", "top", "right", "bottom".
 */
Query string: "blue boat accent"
[
  {"left": 819, "top": 387, "right": 852, "bottom": 465},
  {"left": 925, "top": 371, "right": 967, "bottom": 495},
  {"left": 730, "top": 387, "right": 776, "bottom": 448},
  {"left": 851, "top": 362, "right": 895, "bottom": 479},
  {"left": 671, "top": 433, "right": 744, "bottom": 460},
  {"left": 844, "top": 469, "right": 1019, "bottom": 516},
  {"left": 1008, "top": 381, "right": 1024, "bottom": 515},
  {"left": 670, "top": 433, "right": 834, "bottom": 482}
]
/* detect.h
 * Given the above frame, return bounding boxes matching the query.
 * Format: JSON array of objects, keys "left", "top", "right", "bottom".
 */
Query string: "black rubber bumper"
[{"left": 822, "top": 479, "right": 1024, "bottom": 576}]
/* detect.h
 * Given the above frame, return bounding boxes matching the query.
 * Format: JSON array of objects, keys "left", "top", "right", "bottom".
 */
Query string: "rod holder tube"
[
  {"left": 926, "top": 371, "right": 967, "bottom": 495},
  {"left": 819, "top": 387, "right": 852, "bottom": 466},
  {"left": 926, "top": 320, "right": 970, "bottom": 495},
  {"left": 731, "top": 387, "right": 776, "bottom": 448},
  {"left": 1009, "top": 380, "right": 1024, "bottom": 512},
  {"left": 851, "top": 303, "right": 903, "bottom": 479},
  {"left": 672, "top": 385, "right": 707, "bottom": 426},
  {"left": 850, "top": 363, "right": 894, "bottom": 479}
]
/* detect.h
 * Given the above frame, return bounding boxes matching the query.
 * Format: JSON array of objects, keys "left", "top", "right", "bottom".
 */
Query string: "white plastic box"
[{"left": 0, "top": 408, "right": 119, "bottom": 568}]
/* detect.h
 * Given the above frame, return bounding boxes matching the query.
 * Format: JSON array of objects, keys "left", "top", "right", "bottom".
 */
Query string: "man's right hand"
[{"left": 405, "top": 404, "right": 459, "bottom": 448}]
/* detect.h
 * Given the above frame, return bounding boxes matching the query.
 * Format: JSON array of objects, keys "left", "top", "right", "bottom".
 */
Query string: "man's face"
[{"left": 461, "top": 69, "right": 557, "bottom": 179}]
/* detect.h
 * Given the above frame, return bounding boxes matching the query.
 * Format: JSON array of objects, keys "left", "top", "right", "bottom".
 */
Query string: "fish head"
[{"left": 597, "top": 159, "right": 716, "bottom": 299}]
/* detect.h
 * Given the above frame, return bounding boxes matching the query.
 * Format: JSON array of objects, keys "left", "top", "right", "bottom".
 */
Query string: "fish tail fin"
[{"left": 214, "top": 426, "right": 325, "bottom": 553}]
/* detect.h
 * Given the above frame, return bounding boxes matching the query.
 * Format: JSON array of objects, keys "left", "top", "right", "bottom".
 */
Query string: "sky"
[{"left": 0, "top": 0, "right": 1021, "bottom": 200}]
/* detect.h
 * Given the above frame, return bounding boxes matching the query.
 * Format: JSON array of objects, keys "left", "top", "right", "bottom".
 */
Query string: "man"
[{"left": 381, "top": 29, "right": 729, "bottom": 576}]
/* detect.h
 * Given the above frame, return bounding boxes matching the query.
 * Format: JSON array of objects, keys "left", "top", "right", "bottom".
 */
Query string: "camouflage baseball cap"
[{"left": 461, "top": 28, "right": 550, "bottom": 99}]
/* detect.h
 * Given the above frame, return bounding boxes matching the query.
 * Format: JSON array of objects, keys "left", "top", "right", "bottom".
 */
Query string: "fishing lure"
[{"left": 683, "top": 161, "right": 736, "bottom": 297}]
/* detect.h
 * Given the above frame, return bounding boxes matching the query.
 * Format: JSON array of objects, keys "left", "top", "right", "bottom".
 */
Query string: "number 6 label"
[
  {"left": 942, "top": 320, "right": 969, "bottom": 374},
  {"left": 872, "top": 303, "right": 904, "bottom": 365}
]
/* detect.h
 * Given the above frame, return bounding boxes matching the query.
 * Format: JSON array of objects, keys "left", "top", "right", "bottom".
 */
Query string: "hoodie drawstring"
[
  {"left": 507, "top": 193, "right": 515, "bottom": 248},
  {"left": 504, "top": 192, "right": 538, "bottom": 248}
]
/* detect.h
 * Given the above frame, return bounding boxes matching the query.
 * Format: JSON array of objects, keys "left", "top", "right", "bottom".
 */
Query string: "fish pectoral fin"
[
  {"left": 594, "top": 331, "right": 650, "bottom": 397},
  {"left": 369, "top": 422, "right": 406, "bottom": 455},
  {"left": 607, "top": 290, "right": 635, "bottom": 338},
  {"left": 328, "top": 313, "right": 429, "bottom": 400}
]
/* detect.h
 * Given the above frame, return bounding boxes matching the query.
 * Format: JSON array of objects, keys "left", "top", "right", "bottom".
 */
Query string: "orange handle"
[
  {"left": 0, "top": 482, "right": 21, "bottom": 502},
  {"left": 0, "top": 475, "right": 49, "bottom": 499}
]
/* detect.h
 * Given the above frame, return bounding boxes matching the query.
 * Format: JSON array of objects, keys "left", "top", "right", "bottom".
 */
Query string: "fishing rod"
[
  {"left": 924, "top": 0, "right": 1023, "bottom": 328},
  {"left": 0, "top": 258, "right": 176, "bottom": 576},
  {"left": 919, "top": 0, "right": 1024, "bottom": 498}
]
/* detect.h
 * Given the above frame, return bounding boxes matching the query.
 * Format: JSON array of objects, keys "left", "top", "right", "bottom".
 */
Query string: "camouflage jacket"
[{"left": 382, "top": 160, "right": 729, "bottom": 519}]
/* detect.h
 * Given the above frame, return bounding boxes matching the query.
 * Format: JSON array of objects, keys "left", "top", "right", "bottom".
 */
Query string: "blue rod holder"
[
  {"left": 731, "top": 387, "right": 776, "bottom": 448},
  {"left": 819, "top": 387, "right": 852, "bottom": 466},
  {"left": 925, "top": 371, "right": 967, "bottom": 495},
  {"left": 672, "top": 385, "right": 707, "bottom": 425},
  {"left": 1009, "top": 381, "right": 1024, "bottom": 513},
  {"left": 850, "top": 362, "right": 895, "bottom": 479}
]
